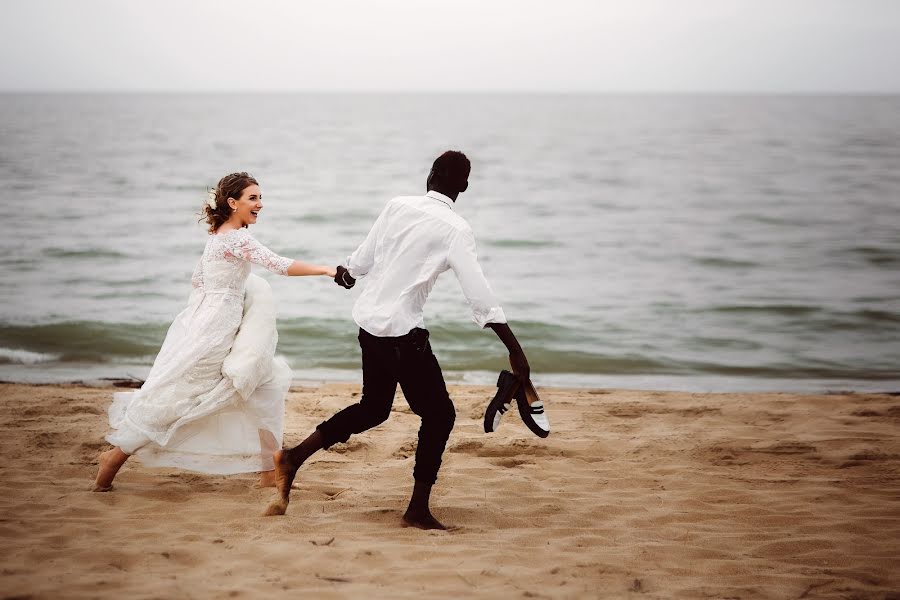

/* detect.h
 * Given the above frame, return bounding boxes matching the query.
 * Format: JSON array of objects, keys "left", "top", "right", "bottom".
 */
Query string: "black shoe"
[
  {"left": 484, "top": 370, "right": 520, "bottom": 433},
  {"left": 515, "top": 378, "right": 550, "bottom": 438}
]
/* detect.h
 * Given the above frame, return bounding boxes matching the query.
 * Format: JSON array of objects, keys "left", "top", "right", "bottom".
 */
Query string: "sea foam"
[{"left": 0, "top": 347, "right": 59, "bottom": 365}]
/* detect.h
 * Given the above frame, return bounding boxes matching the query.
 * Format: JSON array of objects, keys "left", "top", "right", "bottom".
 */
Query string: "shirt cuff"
[
  {"left": 472, "top": 306, "right": 507, "bottom": 328},
  {"left": 344, "top": 257, "right": 363, "bottom": 279}
]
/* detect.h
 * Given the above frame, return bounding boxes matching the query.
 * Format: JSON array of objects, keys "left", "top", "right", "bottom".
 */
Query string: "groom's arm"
[
  {"left": 448, "top": 229, "right": 530, "bottom": 380},
  {"left": 345, "top": 200, "right": 394, "bottom": 278},
  {"left": 333, "top": 200, "right": 394, "bottom": 289},
  {"left": 486, "top": 322, "right": 530, "bottom": 381}
]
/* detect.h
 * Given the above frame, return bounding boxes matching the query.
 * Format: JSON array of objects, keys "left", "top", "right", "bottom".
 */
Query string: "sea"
[{"left": 1, "top": 93, "right": 899, "bottom": 391}]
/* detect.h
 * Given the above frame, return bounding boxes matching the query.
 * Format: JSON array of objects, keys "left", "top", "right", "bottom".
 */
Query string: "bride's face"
[{"left": 229, "top": 184, "right": 263, "bottom": 227}]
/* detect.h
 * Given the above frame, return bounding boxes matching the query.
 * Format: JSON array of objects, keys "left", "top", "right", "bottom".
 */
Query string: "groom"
[{"left": 266, "top": 150, "right": 530, "bottom": 529}]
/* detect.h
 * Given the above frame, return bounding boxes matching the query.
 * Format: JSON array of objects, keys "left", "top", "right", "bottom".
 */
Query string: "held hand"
[
  {"left": 325, "top": 267, "right": 337, "bottom": 278},
  {"left": 334, "top": 265, "right": 356, "bottom": 289},
  {"left": 508, "top": 351, "right": 530, "bottom": 382}
]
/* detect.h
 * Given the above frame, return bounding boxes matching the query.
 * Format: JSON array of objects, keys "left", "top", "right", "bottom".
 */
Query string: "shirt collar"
[{"left": 425, "top": 190, "right": 454, "bottom": 209}]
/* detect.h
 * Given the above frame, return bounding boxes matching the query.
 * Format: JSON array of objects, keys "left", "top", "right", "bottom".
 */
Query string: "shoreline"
[
  {"left": 2, "top": 382, "right": 899, "bottom": 598},
  {"left": 2, "top": 368, "right": 900, "bottom": 395},
  {"left": 4, "top": 377, "right": 900, "bottom": 396}
]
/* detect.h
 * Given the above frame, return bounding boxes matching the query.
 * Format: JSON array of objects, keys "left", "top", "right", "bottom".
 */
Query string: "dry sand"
[{"left": 1, "top": 381, "right": 898, "bottom": 599}]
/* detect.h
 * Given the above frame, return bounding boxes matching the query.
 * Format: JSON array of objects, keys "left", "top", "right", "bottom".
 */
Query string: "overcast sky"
[{"left": 2, "top": 0, "right": 899, "bottom": 93}]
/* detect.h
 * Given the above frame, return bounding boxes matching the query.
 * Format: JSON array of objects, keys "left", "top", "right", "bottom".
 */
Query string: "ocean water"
[{"left": 1, "top": 93, "right": 899, "bottom": 391}]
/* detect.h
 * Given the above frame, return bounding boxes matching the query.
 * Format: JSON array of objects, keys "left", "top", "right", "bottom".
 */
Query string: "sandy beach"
[{"left": 0, "top": 381, "right": 898, "bottom": 599}]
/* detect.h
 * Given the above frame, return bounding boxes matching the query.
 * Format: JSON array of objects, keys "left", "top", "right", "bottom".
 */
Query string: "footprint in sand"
[
  {"left": 839, "top": 448, "right": 898, "bottom": 469},
  {"left": 492, "top": 457, "right": 534, "bottom": 468},
  {"left": 327, "top": 439, "right": 371, "bottom": 455},
  {"left": 607, "top": 403, "right": 720, "bottom": 419},
  {"left": 450, "top": 438, "right": 571, "bottom": 460},
  {"left": 58, "top": 404, "right": 104, "bottom": 415},
  {"left": 392, "top": 440, "right": 417, "bottom": 459},
  {"left": 31, "top": 432, "right": 65, "bottom": 449},
  {"left": 699, "top": 441, "right": 821, "bottom": 466}
]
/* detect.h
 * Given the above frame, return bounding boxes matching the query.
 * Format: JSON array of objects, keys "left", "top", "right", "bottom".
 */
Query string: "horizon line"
[{"left": 2, "top": 89, "right": 899, "bottom": 96}]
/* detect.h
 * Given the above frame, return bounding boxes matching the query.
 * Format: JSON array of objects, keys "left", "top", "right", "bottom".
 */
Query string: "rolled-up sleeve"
[{"left": 448, "top": 229, "right": 507, "bottom": 328}]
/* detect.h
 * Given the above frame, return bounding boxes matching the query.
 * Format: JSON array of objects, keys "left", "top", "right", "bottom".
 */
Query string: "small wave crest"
[
  {"left": 43, "top": 247, "right": 129, "bottom": 259},
  {"left": 701, "top": 304, "right": 900, "bottom": 330},
  {"left": 0, "top": 347, "right": 59, "bottom": 365},
  {"left": 692, "top": 256, "right": 760, "bottom": 269},
  {"left": 486, "top": 239, "right": 560, "bottom": 249},
  {"left": 847, "top": 245, "right": 900, "bottom": 267},
  {"left": 707, "top": 304, "right": 822, "bottom": 317},
  {"left": 0, "top": 321, "right": 166, "bottom": 363}
]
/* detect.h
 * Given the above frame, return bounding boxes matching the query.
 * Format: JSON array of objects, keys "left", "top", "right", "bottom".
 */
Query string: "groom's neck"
[{"left": 427, "top": 185, "right": 460, "bottom": 202}]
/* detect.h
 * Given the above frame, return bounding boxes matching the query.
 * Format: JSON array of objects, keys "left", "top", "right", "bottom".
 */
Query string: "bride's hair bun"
[{"left": 201, "top": 172, "right": 258, "bottom": 233}]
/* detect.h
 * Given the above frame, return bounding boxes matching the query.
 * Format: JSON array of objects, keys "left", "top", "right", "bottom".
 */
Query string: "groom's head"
[{"left": 427, "top": 151, "right": 470, "bottom": 199}]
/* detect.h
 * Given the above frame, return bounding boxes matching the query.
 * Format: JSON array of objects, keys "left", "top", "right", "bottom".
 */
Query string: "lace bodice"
[{"left": 191, "top": 229, "right": 293, "bottom": 293}]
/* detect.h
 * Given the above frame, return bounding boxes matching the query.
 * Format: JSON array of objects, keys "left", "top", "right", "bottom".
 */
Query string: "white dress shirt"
[{"left": 345, "top": 190, "right": 507, "bottom": 337}]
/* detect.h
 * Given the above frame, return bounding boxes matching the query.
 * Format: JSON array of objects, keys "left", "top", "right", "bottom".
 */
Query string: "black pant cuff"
[{"left": 315, "top": 422, "right": 348, "bottom": 449}]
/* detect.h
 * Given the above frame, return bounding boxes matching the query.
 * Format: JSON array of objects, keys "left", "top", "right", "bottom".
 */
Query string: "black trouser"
[{"left": 316, "top": 327, "right": 456, "bottom": 485}]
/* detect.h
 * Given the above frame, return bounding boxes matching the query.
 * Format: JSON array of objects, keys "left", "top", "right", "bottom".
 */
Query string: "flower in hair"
[{"left": 206, "top": 188, "right": 217, "bottom": 210}]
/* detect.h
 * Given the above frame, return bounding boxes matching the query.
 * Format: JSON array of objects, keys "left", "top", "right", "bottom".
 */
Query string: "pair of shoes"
[{"left": 483, "top": 370, "right": 550, "bottom": 438}]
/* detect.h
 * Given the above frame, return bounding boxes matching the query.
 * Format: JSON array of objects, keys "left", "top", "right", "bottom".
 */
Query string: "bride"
[{"left": 93, "top": 172, "right": 335, "bottom": 491}]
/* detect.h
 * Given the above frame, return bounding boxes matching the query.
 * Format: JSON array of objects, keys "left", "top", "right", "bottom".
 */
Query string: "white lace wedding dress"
[{"left": 105, "top": 229, "right": 294, "bottom": 474}]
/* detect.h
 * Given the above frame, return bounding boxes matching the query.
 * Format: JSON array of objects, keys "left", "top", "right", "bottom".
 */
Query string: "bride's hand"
[{"left": 325, "top": 267, "right": 337, "bottom": 278}]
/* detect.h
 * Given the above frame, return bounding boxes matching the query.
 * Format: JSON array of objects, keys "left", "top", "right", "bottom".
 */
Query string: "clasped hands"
[{"left": 334, "top": 265, "right": 356, "bottom": 289}]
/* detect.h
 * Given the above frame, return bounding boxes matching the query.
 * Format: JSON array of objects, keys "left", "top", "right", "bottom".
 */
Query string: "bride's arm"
[
  {"left": 227, "top": 231, "right": 336, "bottom": 278},
  {"left": 285, "top": 260, "right": 336, "bottom": 277}
]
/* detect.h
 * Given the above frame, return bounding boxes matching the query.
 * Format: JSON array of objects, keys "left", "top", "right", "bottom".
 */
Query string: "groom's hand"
[
  {"left": 509, "top": 351, "right": 531, "bottom": 382},
  {"left": 334, "top": 265, "right": 356, "bottom": 289}
]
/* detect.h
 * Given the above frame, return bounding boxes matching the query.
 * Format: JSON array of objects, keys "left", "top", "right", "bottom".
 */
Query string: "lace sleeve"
[
  {"left": 191, "top": 259, "right": 203, "bottom": 288},
  {"left": 223, "top": 230, "right": 293, "bottom": 275}
]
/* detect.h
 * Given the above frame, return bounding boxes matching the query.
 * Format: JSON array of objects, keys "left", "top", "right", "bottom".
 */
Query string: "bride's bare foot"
[
  {"left": 92, "top": 448, "right": 129, "bottom": 492},
  {"left": 263, "top": 450, "right": 300, "bottom": 516},
  {"left": 257, "top": 470, "right": 276, "bottom": 488},
  {"left": 401, "top": 508, "right": 448, "bottom": 530}
]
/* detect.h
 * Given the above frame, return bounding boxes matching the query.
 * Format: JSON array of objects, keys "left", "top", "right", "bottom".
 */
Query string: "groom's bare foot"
[
  {"left": 401, "top": 509, "right": 448, "bottom": 530},
  {"left": 92, "top": 448, "right": 128, "bottom": 492},
  {"left": 263, "top": 450, "right": 300, "bottom": 516}
]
